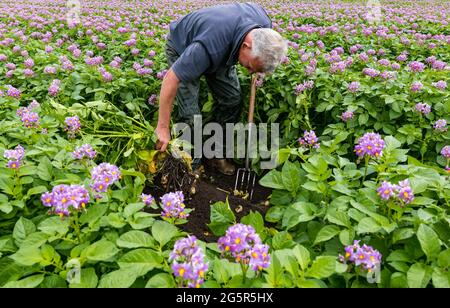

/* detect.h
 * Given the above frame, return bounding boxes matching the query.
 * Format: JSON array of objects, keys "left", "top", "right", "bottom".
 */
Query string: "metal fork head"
[{"left": 234, "top": 167, "right": 257, "bottom": 201}]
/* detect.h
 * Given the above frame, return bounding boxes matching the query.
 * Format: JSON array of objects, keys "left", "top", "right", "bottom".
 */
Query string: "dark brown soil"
[{"left": 145, "top": 162, "right": 272, "bottom": 242}]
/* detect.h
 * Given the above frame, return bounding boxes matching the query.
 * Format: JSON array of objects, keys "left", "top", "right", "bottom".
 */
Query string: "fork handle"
[{"left": 245, "top": 75, "right": 257, "bottom": 170}]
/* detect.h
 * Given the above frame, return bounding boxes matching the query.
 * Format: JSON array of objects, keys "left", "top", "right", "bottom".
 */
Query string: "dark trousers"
[{"left": 165, "top": 38, "right": 242, "bottom": 167}]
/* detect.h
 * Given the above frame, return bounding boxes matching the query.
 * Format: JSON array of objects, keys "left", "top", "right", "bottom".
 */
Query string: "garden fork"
[{"left": 234, "top": 74, "right": 257, "bottom": 201}]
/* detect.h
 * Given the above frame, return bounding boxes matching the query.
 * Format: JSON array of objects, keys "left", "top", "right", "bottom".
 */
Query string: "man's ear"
[{"left": 242, "top": 41, "right": 251, "bottom": 50}]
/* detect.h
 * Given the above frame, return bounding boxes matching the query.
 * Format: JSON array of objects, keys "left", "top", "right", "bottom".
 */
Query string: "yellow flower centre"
[
  {"left": 45, "top": 198, "right": 51, "bottom": 203},
  {"left": 403, "top": 192, "right": 409, "bottom": 197},
  {"left": 359, "top": 254, "right": 365, "bottom": 260},
  {"left": 375, "top": 152, "right": 379, "bottom": 157},
  {"left": 225, "top": 246, "right": 230, "bottom": 251},
  {"left": 370, "top": 256, "right": 375, "bottom": 261},
  {"left": 105, "top": 178, "right": 109, "bottom": 182},
  {"left": 81, "top": 202, "right": 86, "bottom": 208},
  {"left": 258, "top": 265, "right": 263, "bottom": 271},
  {"left": 345, "top": 252, "right": 350, "bottom": 258},
  {"left": 384, "top": 189, "right": 390, "bottom": 195},
  {"left": 252, "top": 252, "right": 258, "bottom": 258},
  {"left": 99, "top": 185, "right": 103, "bottom": 190},
  {"left": 179, "top": 268, "right": 185, "bottom": 277},
  {"left": 235, "top": 238, "right": 241, "bottom": 244},
  {"left": 367, "top": 146, "right": 372, "bottom": 150},
  {"left": 199, "top": 270, "right": 204, "bottom": 277},
  {"left": 61, "top": 198, "right": 67, "bottom": 203}
]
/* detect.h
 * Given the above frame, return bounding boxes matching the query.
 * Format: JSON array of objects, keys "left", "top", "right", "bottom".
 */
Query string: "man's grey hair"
[{"left": 250, "top": 28, "right": 288, "bottom": 73}]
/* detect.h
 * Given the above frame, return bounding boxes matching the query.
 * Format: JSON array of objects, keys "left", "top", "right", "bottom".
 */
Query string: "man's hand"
[{"left": 155, "top": 125, "right": 170, "bottom": 152}]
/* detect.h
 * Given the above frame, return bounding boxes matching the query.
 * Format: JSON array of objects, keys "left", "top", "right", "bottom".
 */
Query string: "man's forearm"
[{"left": 157, "top": 68, "right": 180, "bottom": 128}]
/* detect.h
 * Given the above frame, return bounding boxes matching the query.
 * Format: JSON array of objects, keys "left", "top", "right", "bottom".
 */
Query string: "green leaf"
[
  {"left": 384, "top": 135, "right": 401, "bottom": 150},
  {"left": 213, "top": 258, "right": 240, "bottom": 284},
  {"left": 263, "top": 253, "right": 284, "bottom": 288},
  {"left": 0, "top": 177, "right": 14, "bottom": 195},
  {"left": 339, "top": 229, "right": 354, "bottom": 246},
  {"left": 313, "top": 225, "right": 340, "bottom": 245},
  {"left": 292, "top": 245, "right": 310, "bottom": 271},
  {"left": 123, "top": 202, "right": 145, "bottom": 218},
  {"left": 0, "top": 257, "right": 25, "bottom": 287},
  {"left": 37, "top": 157, "right": 53, "bottom": 181},
  {"left": 417, "top": 224, "right": 441, "bottom": 261},
  {"left": 272, "top": 231, "right": 295, "bottom": 250},
  {"left": 390, "top": 272, "right": 408, "bottom": 288},
  {"left": 80, "top": 203, "right": 108, "bottom": 225},
  {"left": 438, "top": 249, "right": 450, "bottom": 268},
  {"left": 21, "top": 232, "right": 48, "bottom": 248},
  {"left": 116, "top": 231, "right": 156, "bottom": 249},
  {"left": 208, "top": 200, "right": 236, "bottom": 236},
  {"left": 129, "top": 212, "right": 155, "bottom": 230},
  {"left": 306, "top": 256, "right": 336, "bottom": 279},
  {"left": 104, "top": 213, "right": 126, "bottom": 228},
  {"left": 241, "top": 211, "right": 264, "bottom": 234},
  {"left": 327, "top": 209, "right": 351, "bottom": 228},
  {"left": 3, "top": 274, "right": 44, "bottom": 288},
  {"left": 432, "top": 268, "right": 450, "bottom": 288},
  {"left": 152, "top": 220, "right": 179, "bottom": 248},
  {"left": 282, "top": 202, "right": 316, "bottom": 230},
  {"left": 40, "top": 274, "right": 67, "bottom": 288},
  {"left": 259, "top": 170, "right": 285, "bottom": 189},
  {"left": 25, "top": 185, "right": 48, "bottom": 199},
  {"left": 10, "top": 247, "right": 43, "bottom": 266},
  {"left": 37, "top": 217, "right": 69, "bottom": 236},
  {"left": 85, "top": 240, "right": 119, "bottom": 261},
  {"left": 407, "top": 263, "right": 432, "bottom": 288},
  {"left": 69, "top": 268, "right": 98, "bottom": 288},
  {"left": 13, "top": 217, "right": 36, "bottom": 246},
  {"left": 98, "top": 269, "right": 137, "bottom": 288},
  {"left": 265, "top": 205, "right": 285, "bottom": 223},
  {"left": 356, "top": 217, "right": 381, "bottom": 234},
  {"left": 281, "top": 160, "right": 302, "bottom": 192},
  {"left": 392, "top": 228, "right": 415, "bottom": 244},
  {"left": 145, "top": 273, "right": 176, "bottom": 288},
  {"left": 118, "top": 249, "right": 163, "bottom": 276}
]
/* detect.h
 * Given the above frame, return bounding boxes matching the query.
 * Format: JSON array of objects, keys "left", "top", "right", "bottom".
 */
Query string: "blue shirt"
[{"left": 168, "top": 2, "right": 271, "bottom": 82}]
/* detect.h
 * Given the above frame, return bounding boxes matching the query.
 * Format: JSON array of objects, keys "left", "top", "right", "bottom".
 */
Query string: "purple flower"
[
  {"left": 91, "top": 162, "right": 121, "bottom": 193},
  {"left": 339, "top": 240, "right": 381, "bottom": 273},
  {"left": 415, "top": 103, "right": 431, "bottom": 115},
  {"left": 391, "top": 63, "right": 401, "bottom": 70},
  {"left": 141, "top": 193, "right": 155, "bottom": 206},
  {"left": 432, "top": 80, "right": 447, "bottom": 90},
  {"left": 218, "top": 224, "right": 270, "bottom": 272},
  {"left": 44, "top": 66, "right": 57, "bottom": 74},
  {"left": 48, "top": 79, "right": 61, "bottom": 97},
  {"left": 64, "top": 115, "right": 81, "bottom": 138},
  {"left": 85, "top": 56, "right": 104, "bottom": 66},
  {"left": 157, "top": 69, "right": 168, "bottom": 80},
  {"left": 148, "top": 50, "right": 156, "bottom": 57},
  {"left": 434, "top": 119, "right": 447, "bottom": 132},
  {"left": 169, "top": 236, "right": 208, "bottom": 288},
  {"left": 143, "top": 59, "right": 154, "bottom": 67},
  {"left": 24, "top": 58, "right": 34, "bottom": 68},
  {"left": 3, "top": 144, "right": 25, "bottom": 169},
  {"left": 41, "top": 184, "right": 90, "bottom": 217},
  {"left": 298, "top": 130, "right": 320, "bottom": 149},
  {"left": 377, "top": 181, "right": 396, "bottom": 200},
  {"left": 410, "top": 81, "right": 423, "bottom": 92},
  {"left": 148, "top": 94, "right": 157, "bottom": 105},
  {"left": 354, "top": 132, "right": 385, "bottom": 159},
  {"left": 6, "top": 85, "right": 21, "bottom": 98},
  {"left": 408, "top": 61, "right": 425, "bottom": 72},
  {"left": 362, "top": 68, "right": 379, "bottom": 78},
  {"left": 131, "top": 48, "right": 140, "bottom": 56},
  {"left": 72, "top": 144, "right": 97, "bottom": 160},
  {"left": 5, "top": 63, "right": 16, "bottom": 70},
  {"left": 160, "top": 191, "right": 189, "bottom": 222},
  {"left": 341, "top": 111, "right": 354, "bottom": 122},
  {"left": 347, "top": 82, "right": 360, "bottom": 93},
  {"left": 98, "top": 68, "right": 113, "bottom": 82},
  {"left": 441, "top": 146, "right": 450, "bottom": 159},
  {"left": 397, "top": 179, "right": 414, "bottom": 204}
]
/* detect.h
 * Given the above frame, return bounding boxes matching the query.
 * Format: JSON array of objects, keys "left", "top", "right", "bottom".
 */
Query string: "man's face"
[{"left": 238, "top": 41, "right": 264, "bottom": 74}]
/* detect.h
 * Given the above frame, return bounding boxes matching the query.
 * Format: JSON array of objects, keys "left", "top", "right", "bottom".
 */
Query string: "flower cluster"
[
  {"left": 341, "top": 110, "right": 354, "bottom": 122},
  {"left": 433, "top": 119, "right": 447, "bottom": 132},
  {"left": 160, "top": 191, "right": 189, "bottom": 222},
  {"left": 64, "top": 116, "right": 81, "bottom": 138},
  {"left": 6, "top": 85, "right": 20, "bottom": 98},
  {"left": 410, "top": 81, "right": 423, "bottom": 92},
  {"left": 354, "top": 132, "right": 385, "bottom": 160},
  {"left": 441, "top": 146, "right": 450, "bottom": 159},
  {"left": 169, "top": 236, "right": 208, "bottom": 288},
  {"left": 3, "top": 144, "right": 25, "bottom": 169},
  {"left": 294, "top": 80, "right": 314, "bottom": 94},
  {"left": 415, "top": 102, "right": 431, "bottom": 115},
  {"left": 16, "top": 101, "right": 40, "bottom": 128},
  {"left": 41, "top": 184, "right": 89, "bottom": 217},
  {"left": 218, "top": 224, "right": 270, "bottom": 272},
  {"left": 432, "top": 80, "right": 447, "bottom": 90},
  {"left": 347, "top": 81, "right": 360, "bottom": 93},
  {"left": 48, "top": 79, "right": 61, "bottom": 97},
  {"left": 72, "top": 144, "right": 97, "bottom": 160},
  {"left": 298, "top": 130, "right": 320, "bottom": 149},
  {"left": 377, "top": 179, "right": 414, "bottom": 204},
  {"left": 339, "top": 240, "right": 381, "bottom": 273},
  {"left": 90, "top": 163, "right": 121, "bottom": 193},
  {"left": 141, "top": 193, "right": 155, "bottom": 207}
]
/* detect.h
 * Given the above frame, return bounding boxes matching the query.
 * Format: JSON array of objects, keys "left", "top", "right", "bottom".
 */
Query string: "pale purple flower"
[
  {"left": 408, "top": 61, "right": 425, "bottom": 72},
  {"left": 143, "top": 59, "right": 154, "bottom": 67},
  {"left": 64, "top": 115, "right": 81, "bottom": 138},
  {"left": 441, "top": 146, "right": 450, "bottom": 159},
  {"left": 377, "top": 181, "right": 396, "bottom": 200},
  {"left": 160, "top": 191, "right": 189, "bottom": 222},
  {"left": 148, "top": 50, "right": 156, "bottom": 57},
  {"left": 157, "top": 69, "right": 168, "bottom": 80},
  {"left": 347, "top": 82, "right": 360, "bottom": 93},
  {"left": 44, "top": 66, "right": 57, "bottom": 74},
  {"left": 432, "top": 80, "right": 447, "bottom": 90},
  {"left": 72, "top": 144, "right": 97, "bottom": 160},
  {"left": 41, "top": 184, "right": 90, "bottom": 217},
  {"left": 24, "top": 58, "right": 34, "bottom": 68},
  {"left": 354, "top": 132, "right": 385, "bottom": 159},
  {"left": 6, "top": 63, "right": 16, "bottom": 70},
  {"left": 434, "top": 119, "right": 447, "bottom": 132},
  {"left": 6, "top": 85, "right": 20, "bottom": 98},
  {"left": 3, "top": 144, "right": 25, "bottom": 169},
  {"left": 362, "top": 68, "right": 379, "bottom": 77},
  {"left": 410, "top": 81, "right": 423, "bottom": 92},
  {"left": 91, "top": 162, "right": 121, "bottom": 193},
  {"left": 415, "top": 103, "right": 431, "bottom": 115},
  {"left": 341, "top": 111, "right": 354, "bottom": 122},
  {"left": 298, "top": 130, "right": 320, "bottom": 149},
  {"left": 397, "top": 179, "right": 414, "bottom": 204},
  {"left": 131, "top": 48, "right": 140, "bottom": 56},
  {"left": 339, "top": 240, "right": 382, "bottom": 273},
  {"left": 141, "top": 194, "right": 155, "bottom": 207},
  {"left": 169, "top": 236, "right": 208, "bottom": 288},
  {"left": 148, "top": 94, "right": 157, "bottom": 105},
  {"left": 48, "top": 79, "right": 61, "bottom": 97}
]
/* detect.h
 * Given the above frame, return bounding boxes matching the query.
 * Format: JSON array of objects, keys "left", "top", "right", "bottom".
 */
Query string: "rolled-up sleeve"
[{"left": 171, "top": 42, "right": 211, "bottom": 82}]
